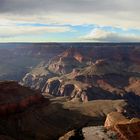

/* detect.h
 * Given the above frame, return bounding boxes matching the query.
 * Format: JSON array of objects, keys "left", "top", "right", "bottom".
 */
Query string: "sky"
[{"left": 0, "top": 0, "right": 140, "bottom": 42}]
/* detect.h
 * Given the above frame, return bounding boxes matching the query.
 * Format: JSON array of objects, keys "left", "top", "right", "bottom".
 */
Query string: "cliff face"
[
  {"left": 0, "top": 81, "right": 139, "bottom": 140},
  {"left": 1, "top": 44, "right": 140, "bottom": 82},
  {"left": 60, "top": 112, "right": 140, "bottom": 140},
  {"left": 21, "top": 66, "right": 56, "bottom": 90},
  {"left": 104, "top": 112, "right": 129, "bottom": 129},
  {"left": 43, "top": 60, "right": 130, "bottom": 102},
  {"left": 0, "top": 81, "right": 43, "bottom": 116},
  {"left": 0, "top": 43, "right": 66, "bottom": 81},
  {"left": 104, "top": 112, "right": 140, "bottom": 140},
  {"left": 47, "top": 47, "right": 89, "bottom": 75},
  {"left": 125, "top": 78, "right": 140, "bottom": 96},
  {"left": 1, "top": 44, "right": 140, "bottom": 140},
  {"left": 60, "top": 47, "right": 85, "bottom": 62},
  {"left": 18, "top": 45, "right": 140, "bottom": 110},
  {"left": 42, "top": 59, "right": 140, "bottom": 116},
  {"left": 21, "top": 45, "right": 140, "bottom": 92}
]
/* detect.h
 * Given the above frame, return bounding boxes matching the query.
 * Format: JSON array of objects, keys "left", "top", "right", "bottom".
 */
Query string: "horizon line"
[{"left": 0, "top": 42, "right": 140, "bottom": 44}]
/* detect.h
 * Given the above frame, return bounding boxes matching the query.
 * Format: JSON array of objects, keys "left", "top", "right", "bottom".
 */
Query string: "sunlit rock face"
[
  {"left": 0, "top": 44, "right": 140, "bottom": 140},
  {"left": 21, "top": 66, "right": 56, "bottom": 90},
  {"left": 104, "top": 112, "right": 140, "bottom": 140},
  {"left": 47, "top": 47, "right": 89, "bottom": 75},
  {"left": 42, "top": 58, "right": 140, "bottom": 114},
  {"left": 59, "top": 126, "right": 118, "bottom": 140},
  {"left": 43, "top": 60, "right": 127, "bottom": 102},
  {"left": 20, "top": 44, "right": 140, "bottom": 92},
  {"left": 104, "top": 112, "right": 129, "bottom": 129}
]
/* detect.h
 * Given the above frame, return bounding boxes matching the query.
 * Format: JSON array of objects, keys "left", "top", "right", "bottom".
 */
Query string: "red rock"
[
  {"left": 104, "top": 112, "right": 140, "bottom": 140},
  {"left": 115, "top": 118, "right": 140, "bottom": 140},
  {"left": 0, "top": 81, "right": 44, "bottom": 116},
  {"left": 104, "top": 112, "right": 129, "bottom": 129}
]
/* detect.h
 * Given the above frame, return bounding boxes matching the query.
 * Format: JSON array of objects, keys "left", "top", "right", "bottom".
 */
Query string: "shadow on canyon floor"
[{"left": 0, "top": 100, "right": 105, "bottom": 140}]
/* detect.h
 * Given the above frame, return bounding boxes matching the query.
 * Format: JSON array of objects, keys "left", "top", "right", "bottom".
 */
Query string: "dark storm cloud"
[{"left": 0, "top": 0, "right": 139, "bottom": 15}]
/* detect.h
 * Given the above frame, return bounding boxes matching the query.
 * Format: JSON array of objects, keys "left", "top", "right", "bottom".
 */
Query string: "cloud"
[
  {"left": 82, "top": 29, "right": 140, "bottom": 42},
  {"left": 0, "top": 0, "right": 140, "bottom": 29},
  {"left": 0, "top": 0, "right": 140, "bottom": 42},
  {"left": 0, "top": 25, "right": 71, "bottom": 38},
  {"left": 0, "top": 0, "right": 139, "bottom": 14}
]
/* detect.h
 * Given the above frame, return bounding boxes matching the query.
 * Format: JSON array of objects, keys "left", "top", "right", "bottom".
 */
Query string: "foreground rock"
[
  {"left": 104, "top": 112, "right": 140, "bottom": 140},
  {"left": 0, "top": 81, "right": 139, "bottom": 140},
  {"left": 59, "top": 112, "right": 140, "bottom": 140},
  {"left": 82, "top": 126, "right": 117, "bottom": 140},
  {"left": 59, "top": 126, "right": 118, "bottom": 140},
  {"left": 104, "top": 112, "right": 129, "bottom": 129},
  {"left": 0, "top": 92, "right": 133, "bottom": 140}
]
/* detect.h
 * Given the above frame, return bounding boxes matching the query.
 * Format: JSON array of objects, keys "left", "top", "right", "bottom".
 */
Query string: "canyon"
[{"left": 0, "top": 43, "right": 140, "bottom": 139}]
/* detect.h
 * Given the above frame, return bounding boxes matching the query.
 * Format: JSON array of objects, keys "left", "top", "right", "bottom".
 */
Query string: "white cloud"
[
  {"left": 0, "top": 0, "right": 140, "bottom": 41},
  {"left": 1, "top": 12, "right": 140, "bottom": 30},
  {"left": 0, "top": 25, "right": 71, "bottom": 38},
  {"left": 82, "top": 29, "right": 140, "bottom": 42}
]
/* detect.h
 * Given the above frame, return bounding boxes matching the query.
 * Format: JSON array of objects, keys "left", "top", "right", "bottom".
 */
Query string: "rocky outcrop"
[
  {"left": 104, "top": 112, "right": 129, "bottom": 129},
  {"left": 47, "top": 47, "right": 90, "bottom": 75},
  {"left": 44, "top": 78, "right": 91, "bottom": 102},
  {"left": 43, "top": 58, "right": 140, "bottom": 110},
  {"left": 43, "top": 60, "right": 128, "bottom": 102},
  {"left": 82, "top": 126, "right": 118, "bottom": 140},
  {"left": 60, "top": 47, "right": 82, "bottom": 62},
  {"left": 115, "top": 118, "right": 140, "bottom": 140},
  {"left": 0, "top": 94, "right": 136, "bottom": 140},
  {"left": 48, "top": 56, "right": 79, "bottom": 75},
  {"left": 60, "top": 112, "right": 140, "bottom": 140},
  {"left": 1, "top": 44, "right": 140, "bottom": 140},
  {"left": 59, "top": 126, "right": 118, "bottom": 140},
  {"left": 0, "top": 43, "right": 67, "bottom": 82},
  {"left": 125, "top": 78, "right": 140, "bottom": 96},
  {"left": 104, "top": 112, "right": 140, "bottom": 140},
  {"left": 45, "top": 79, "right": 61, "bottom": 95},
  {"left": 59, "top": 130, "right": 76, "bottom": 140},
  {"left": 21, "top": 66, "right": 55, "bottom": 90},
  {"left": 0, "top": 81, "right": 44, "bottom": 116},
  {"left": 20, "top": 45, "right": 140, "bottom": 92}
]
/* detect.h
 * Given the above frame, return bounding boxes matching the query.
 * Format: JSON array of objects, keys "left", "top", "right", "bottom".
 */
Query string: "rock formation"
[
  {"left": 59, "top": 111, "right": 140, "bottom": 140},
  {"left": 19, "top": 44, "right": 140, "bottom": 96},
  {"left": 104, "top": 112, "right": 129, "bottom": 129},
  {"left": 104, "top": 112, "right": 140, "bottom": 140},
  {"left": 43, "top": 60, "right": 126, "bottom": 101},
  {"left": 47, "top": 47, "right": 89, "bottom": 75},
  {"left": 0, "top": 81, "right": 44, "bottom": 116},
  {"left": 1, "top": 43, "right": 140, "bottom": 140},
  {"left": 21, "top": 65, "right": 56, "bottom": 90}
]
